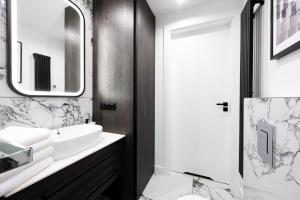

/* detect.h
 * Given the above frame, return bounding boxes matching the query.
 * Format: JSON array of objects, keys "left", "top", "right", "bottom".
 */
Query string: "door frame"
[{"left": 160, "top": 14, "right": 241, "bottom": 194}]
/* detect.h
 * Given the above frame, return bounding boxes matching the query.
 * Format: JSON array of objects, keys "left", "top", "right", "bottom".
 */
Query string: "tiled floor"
[{"left": 140, "top": 172, "right": 240, "bottom": 200}]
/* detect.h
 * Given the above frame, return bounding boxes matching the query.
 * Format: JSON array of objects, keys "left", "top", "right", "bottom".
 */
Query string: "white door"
[{"left": 166, "top": 24, "right": 231, "bottom": 183}]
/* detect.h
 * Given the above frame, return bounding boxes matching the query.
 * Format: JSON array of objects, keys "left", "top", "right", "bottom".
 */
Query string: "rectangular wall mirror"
[{"left": 7, "top": 0, "right": 85, "bottom": 97}]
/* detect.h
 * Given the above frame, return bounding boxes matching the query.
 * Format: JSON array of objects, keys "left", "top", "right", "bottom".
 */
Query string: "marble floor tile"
[
  {"left": 142, "top": 172, "right": 193, "bottom": 200},
  {"left": 192, "top": 178, "right": 238, "bottom": 200},
  {"left": 140, "top": 195, "right": 153, "bottom": 200},
  {"left": 141, "top": 172, "right": 240, "bottom": 200}
]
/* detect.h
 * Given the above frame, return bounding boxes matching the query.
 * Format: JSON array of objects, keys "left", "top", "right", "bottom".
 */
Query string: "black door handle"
[
  {"left": 216, "top": 102, "right": 229, "bottom": 112},
  {"left": 216, "top": 102, "right": 228, "bottom": 107}
]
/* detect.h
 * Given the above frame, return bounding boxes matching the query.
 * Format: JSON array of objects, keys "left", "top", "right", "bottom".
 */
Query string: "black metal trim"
[
  {"left": 271, "top": 0, "right": 300, "bottom": 59},
  {"left": 183, "top": 172, "right": 214, "bottom": 181},
  {"left": 133, "top": 0, "right": 138, "bottom": 199},
  {"left": 239, "top": 0, "right": 264, "bottom": 177},
  {"left": 17, "top": 41, "right": 22, "bottom": 83},
  {"left": 6, "top": 0, "right": 86, "bottom": 97},
  {"left": 254, "top": 0, "right": 264, "bottom": 6}
]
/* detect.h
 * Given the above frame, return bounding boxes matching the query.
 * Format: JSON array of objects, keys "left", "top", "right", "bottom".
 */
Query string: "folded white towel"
[
  {"left": 31, "top": 138, "right": 53, "bottom": 153},
  {"left": 0, "top": 147, "right": 54, "bottom": 182},
  {"left": 0, "top": 157, "right": 53, "bottom": 197},
  {"left": 0, "top": 127, "right": 51, "bottom": 146}
]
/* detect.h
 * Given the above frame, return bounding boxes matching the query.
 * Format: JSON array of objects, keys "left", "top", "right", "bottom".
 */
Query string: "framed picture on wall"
[{"left": 271, "top": 0, "right": 300, "bottom": 59}]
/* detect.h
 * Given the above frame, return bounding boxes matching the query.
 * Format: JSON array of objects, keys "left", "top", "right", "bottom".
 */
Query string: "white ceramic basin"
[
  {"left": 51, "top": 124, "right": 102, "bottom": 160},
  {"left": 178, "top": 195, "right": 208, "bottom": 200}
]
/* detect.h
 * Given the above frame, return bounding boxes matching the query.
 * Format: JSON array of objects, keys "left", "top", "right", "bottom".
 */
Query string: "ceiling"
[
  {"left": 18, "top": 0, "right": 70, "bottom": 42},
  {"left": 146, "top": 0, "right": 236, "bottom": 15}
]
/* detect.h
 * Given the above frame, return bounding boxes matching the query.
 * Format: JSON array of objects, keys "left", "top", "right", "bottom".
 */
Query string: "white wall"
[
  {"left": 155, "top": 0, "right": 243, "bottom": 197},
  {"left": 260, "top": 0, "right": 300, "bottom": 97},
  {"left": 18, "top": 24, "right": 65, "bottom": 92},
  {"left": 241, "top": 0, "right": 300, "bottom": 97}
]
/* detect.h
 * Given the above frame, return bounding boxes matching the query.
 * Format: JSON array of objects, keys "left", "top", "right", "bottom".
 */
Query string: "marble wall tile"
[
  {"left": 72, "top": 0, "right": 93, "bottom": 99},
  {"left": 0, "top": 0, "right": 19, "bottom": 98},
  {"left": 0, "top": 0, "right": 93, "bottom": 129},
  {"left": 0, "top": 0, "right": 6, "bottom": 82},
  {"left": 244, "top": 98, "right": 300, "bottom": 200},
  {"left": 0, "top": 97, "right": 92, "bottom": 129},
  {"left": 0, "top": 0, "right": 5, "bottom": 29},
  {"left": 73, "top": 0, "right": 93, "bottom": 18}
]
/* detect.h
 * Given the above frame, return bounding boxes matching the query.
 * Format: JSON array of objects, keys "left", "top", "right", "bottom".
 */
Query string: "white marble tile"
[
  {"left": 140, "top": 196, "right": 153, "bottom": 200},
  {"left": 192, "top": 178, "right": 238, "bottom": 200},
  {"left": 0, "top": 8, "right": 6, "bottom": 82},
  {"left": 0, "top": 0, "right": 24, "bottom": 98},
  {"left": 72, "top": 0, "right": 93, "bottom": 20},
  {"left": 0, "top": 97, "right": 92, "bottom": 129},
  {"left": 143, "top": 172, "right": 193, "bottom": 200},
  {"left": 71, "top": 0, "right": 93, "bottom": 99},
  {"left": 0, "top": 0, "right": 5, "bottom": 34},
  {"left": 243, "top": 186, "right": 280, "bottom": 200},
  {"left": 244, "top": 98, "right": 300, "bottom": 200},
  {"left": 141, "top": 172, "right": 239, "bottom": 200}
]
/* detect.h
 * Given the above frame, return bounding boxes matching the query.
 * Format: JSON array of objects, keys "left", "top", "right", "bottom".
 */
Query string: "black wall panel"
[
  {"left": 135, "top": 0, "right": 155, "bottom": 197},
  {"left": 93, "top": 0, "right": 155, "bottom": 199},
  {"left": 93, "top": 0, "right": 135, "bottom": 199},
  {"left": 240, "top": 0, "right": 264, "bottom": 176}
]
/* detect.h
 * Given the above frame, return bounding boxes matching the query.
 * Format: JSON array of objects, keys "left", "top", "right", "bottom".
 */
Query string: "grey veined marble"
[
  {"left": 0, "top": 70, "right": 4, "bottom": 81},
  {"left": 139, "top": 196, "right": 152, "bottom": 200},
  {"left": 140, "top": 173, "right": 239, "bottom": 200},
  {"left": 192, "top": 178, "right": 238, "bottom": 200},
  {"left": 244, "top": 98, "right": 300, "bottom": 200},
  {"left": 0, "top": 39, "right": 6, "bottom": 81},
  {"left": 0, "top": 0, "right": 6, "bottom": 20},
  {"left": 74, "top": 0, "right": 93, "bottom": 14},
  {"left": 0, "top": 0, "right": 6, "bottom": 40},
  {"left": 0, "top": 0, "right": 6, "bottom": 79},
  {"left": 0, "top": 98, "right": 92, "bottom": 130}
]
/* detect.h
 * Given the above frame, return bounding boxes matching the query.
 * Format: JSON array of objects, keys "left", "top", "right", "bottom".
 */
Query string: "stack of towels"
[{"left": 0, "top": 127, "right": 54, "bottom": 197}]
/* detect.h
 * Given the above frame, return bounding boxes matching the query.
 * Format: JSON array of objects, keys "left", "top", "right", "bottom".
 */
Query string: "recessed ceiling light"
[{"left": 177, "top": 0, "right": 185, "bottom": 5}]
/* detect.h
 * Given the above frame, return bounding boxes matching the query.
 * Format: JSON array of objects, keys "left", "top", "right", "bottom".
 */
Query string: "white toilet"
[{"left": 178, "top": 195, "right": 208, "bottom": 200}]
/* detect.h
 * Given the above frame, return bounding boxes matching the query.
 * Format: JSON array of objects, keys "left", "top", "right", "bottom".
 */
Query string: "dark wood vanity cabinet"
[{"left": 2, "top": 139, "right": 125, "bottom": 200}]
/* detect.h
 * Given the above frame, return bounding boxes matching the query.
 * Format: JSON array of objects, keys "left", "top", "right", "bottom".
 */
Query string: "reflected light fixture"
[{"left": 177, "top": 0, "right": 185, "bottom": 5}]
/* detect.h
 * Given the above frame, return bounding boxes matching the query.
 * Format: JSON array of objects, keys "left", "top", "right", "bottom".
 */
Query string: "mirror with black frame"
[{"left": 7, "top": 0, "right": 85, "bottom": 97}]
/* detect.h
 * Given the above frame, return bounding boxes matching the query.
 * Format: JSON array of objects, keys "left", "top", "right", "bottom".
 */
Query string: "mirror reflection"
[{"left": 12, "top": 0, "right": 85, "bottom": 95}]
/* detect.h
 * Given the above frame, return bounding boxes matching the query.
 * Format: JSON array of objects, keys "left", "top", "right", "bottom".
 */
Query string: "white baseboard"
[
  {"left": 154, "top": 165, "right": 169, "bottom": 174},
  {"left": 230, "top": 174, "right": 243, "bottom": 199},
  {"left": 239, "top": 177, "right": 244, "bottom": 198}
]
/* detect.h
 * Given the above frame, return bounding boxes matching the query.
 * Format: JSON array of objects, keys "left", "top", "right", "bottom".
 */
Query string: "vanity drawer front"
[
  {"left": 5, "top": 139, "right": 125, "bottom": 200},
  {"left": 44, "top": 153, "right": 121, "bottom": 200},
  {"left": 42, "top": 143, "right": 122, "bottom": 200}
]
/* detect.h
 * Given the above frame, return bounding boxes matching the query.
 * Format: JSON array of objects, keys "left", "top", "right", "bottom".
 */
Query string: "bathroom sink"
[{"left": 51, "top": 124, "right": 102, "bottom": 160}]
